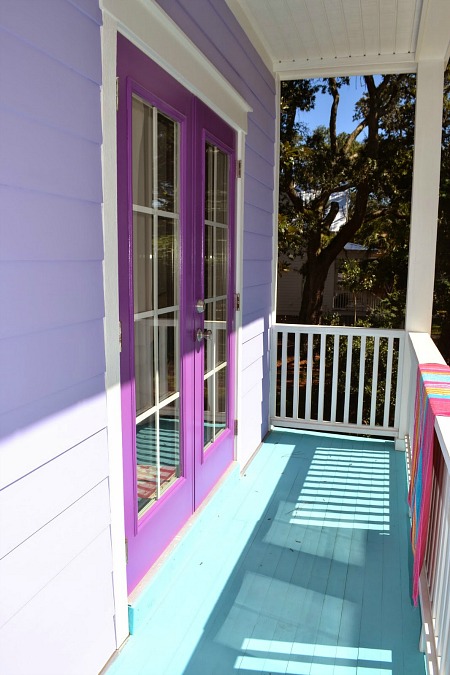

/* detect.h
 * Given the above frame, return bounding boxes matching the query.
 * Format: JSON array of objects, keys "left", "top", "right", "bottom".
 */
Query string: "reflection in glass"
[
  {"left": 136, "top": 402, "right": 180, "bottom": 513},
  {"left": 133, "top": 213, "right": 153, "bottom": 314},
  {"left": 158, "top": 218, "right": 178, "bottom": 309},
  {"left": 158, "top": 312, "right": 178, "bottom": 402},
  {"left": 157, "top": 113, "right": 177, "bottom": 212},
  {"left": 215, "top": 227, "right": 227, "bottom": 296},
  {"left": 205, "top": 144, "right": 215, "bottom": 221},
  {"left": 132, "top": 96, "right": 153, "bottom": 207},
  {"left": 203, "top": 142, "right": 229, "bottom": 450},
  {"left": 204, "top": 376, "right": 214, "bottom": 447},
  {"left": 215, "top": 150, "right": 228, "bottom": 224},
  {"left": 204, "top": 224, "right": 214, "bottom": 301},
  {"left": 132, "top": 94, "right": 181, "bottom": 516},
  {"left": 215, "top": 367, "right": 227, "bottom": 433},
  {"left": 134, "top": 318, "right": 155, "bottom": 416}
]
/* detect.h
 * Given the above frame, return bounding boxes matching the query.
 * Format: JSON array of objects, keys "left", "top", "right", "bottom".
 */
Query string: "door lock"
[
  {"left": 196, "top": 328, "right": 212, "bottom": 342},
  {"left": 195, "top": 299, "right": 205, "bottom": 314}
]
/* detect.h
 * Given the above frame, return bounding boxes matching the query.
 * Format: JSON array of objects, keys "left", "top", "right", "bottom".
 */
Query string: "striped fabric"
[{"left": 408, "top": 362, "right": 450, "bottom": 605}]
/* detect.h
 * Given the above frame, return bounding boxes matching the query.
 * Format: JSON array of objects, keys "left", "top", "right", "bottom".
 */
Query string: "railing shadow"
[{"left": 181, "top": 429, "right": 424, "bottom": 675}]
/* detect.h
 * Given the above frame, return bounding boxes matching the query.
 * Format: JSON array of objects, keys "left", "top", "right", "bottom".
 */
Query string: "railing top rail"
[{"left": 273, "top": 323, "right": 405, "bottom": 339}]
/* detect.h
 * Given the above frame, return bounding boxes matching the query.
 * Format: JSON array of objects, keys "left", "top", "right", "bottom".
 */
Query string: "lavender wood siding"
[
  {"left": 0, "top": 2, "right": 116, "bottom": 673},
  {"left": 155, "top": 0, "right": 277, "bottom": 463}
]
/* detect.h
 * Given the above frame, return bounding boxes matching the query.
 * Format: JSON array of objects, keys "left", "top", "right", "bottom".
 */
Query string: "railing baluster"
[
  {"left": 305, "top": 333, "right": 313, "bottom": 420},
  {"left": 370, "top": 336, "right": 380, "bottom": 427},
  {"left": 394, "top": 337, "right": 404, "bottom": 431},
  {"left": 318, "top": 332, "right": 326, "bottom": 421},
  {"left": 357, "top": 335, "right": 366, "bottom": 425},
  {"left": 271, "top": 324, "right": 405, "bottom": 436},
  {"left": 292, "top": 331, "right": 300, "bottom": 419},
  {"left": 383, "top": 337, "right": 394, "bottom": 428},
  {"left": 280, "top": 331, "right": 288, "bottom": 418},
  {"left": 343, "top": 335, "right": 353, "bottom": 424},
  {"left": 436, "top": 473, "right": 450, "bottom": 666},
  {"left": 331, "top": 333, "right": 339, "bottom": 423}
]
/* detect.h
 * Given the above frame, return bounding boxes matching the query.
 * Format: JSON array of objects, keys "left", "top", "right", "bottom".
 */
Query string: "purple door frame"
[{"left": 117, "top": 34, "right": 236, "bottom": 593}]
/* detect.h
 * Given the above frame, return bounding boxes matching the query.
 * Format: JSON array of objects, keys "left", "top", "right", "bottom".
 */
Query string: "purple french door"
[{"left": 117, "top": 35, "right": 236, "bottom": 593}]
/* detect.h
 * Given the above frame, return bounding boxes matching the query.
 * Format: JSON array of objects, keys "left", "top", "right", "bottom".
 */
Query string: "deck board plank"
[{"left": 107, "top": 429, "right": 425, "bottom": 675}]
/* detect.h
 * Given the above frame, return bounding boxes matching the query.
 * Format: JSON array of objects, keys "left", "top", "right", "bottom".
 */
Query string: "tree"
[
  {"left": 339, "top": 258, "right": 375, "bottom": 325},
  {"left": 279, "top": 75, "right": 414, "bottom": 324}
]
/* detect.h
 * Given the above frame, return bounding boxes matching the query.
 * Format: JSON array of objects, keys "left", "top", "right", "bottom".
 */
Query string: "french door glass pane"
[
  {"left": 134, "top": 317, "right": 155, "bottom": 416},
  {"left": 133, "top": 213, "right": 153, "bottom": 313},
  {"left": 132, "top": 97, "right": 153, "bottom": 207},
  {"left": 132, "top": 93, "right": 181, "bottom": 515},
  {"left": 157, "top": 218, "right": 178, "bottom": 309},
  {"left": 157, "top": 113, "right": 177, "bottom": 212},
  {"left": 136, "top": 402, "right": 181, "bottom": 512},
  {"left": 203, "top": 142, "right": 229, "bottom": 450}
]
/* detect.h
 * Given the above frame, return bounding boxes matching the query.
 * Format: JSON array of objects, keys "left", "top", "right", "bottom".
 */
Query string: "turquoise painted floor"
[{"left": 107, "top": 429, "right": 425, "bottom": 675}]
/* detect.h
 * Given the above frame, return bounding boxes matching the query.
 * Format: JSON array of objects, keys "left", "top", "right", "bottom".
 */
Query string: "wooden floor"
[{"left": 107, "top": 429, "right": 426, "bottom": 675}]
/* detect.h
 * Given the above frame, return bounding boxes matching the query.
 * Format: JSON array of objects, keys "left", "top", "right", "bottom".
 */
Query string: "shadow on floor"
[
  {"left": 109, "top": 429, "right": 425, "bottom": 675},
  {"left": 182, "top": 430, "right": 424, "bottom": 675}
]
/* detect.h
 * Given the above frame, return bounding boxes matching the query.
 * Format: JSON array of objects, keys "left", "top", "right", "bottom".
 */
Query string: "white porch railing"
[
  {"left": 270, "top": 324, "right": 405, "bottom": 437},
  {"left": 332, "top": 290, "right": 381, "bottom": 313}
]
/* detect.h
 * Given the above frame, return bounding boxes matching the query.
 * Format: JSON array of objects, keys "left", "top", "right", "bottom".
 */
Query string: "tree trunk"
[{"left": 298, "top": 259, "right": 329, "bottom": 324}]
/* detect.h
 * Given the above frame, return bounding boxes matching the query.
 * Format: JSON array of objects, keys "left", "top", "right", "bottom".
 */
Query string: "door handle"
[{"left": 196, "top": 328, "right": 212, "bottom": 342}]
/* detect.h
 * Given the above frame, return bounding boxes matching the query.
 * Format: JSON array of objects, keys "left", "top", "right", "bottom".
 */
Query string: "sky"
[{"left": 299, "top": 75, "right": 381, "bottom": 136}]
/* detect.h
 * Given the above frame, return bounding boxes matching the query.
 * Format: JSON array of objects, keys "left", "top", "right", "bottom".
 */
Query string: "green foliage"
[{"left": 279, "top": 74, "right": 415, "bottom": 324}]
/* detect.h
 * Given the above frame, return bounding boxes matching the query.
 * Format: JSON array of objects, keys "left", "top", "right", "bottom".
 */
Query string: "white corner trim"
[
  {"left": 100, "top": 13, "right": 129, "bottom": 649},
  {"left": 101, "top": 0, "right": 252, "bottom": 133}
]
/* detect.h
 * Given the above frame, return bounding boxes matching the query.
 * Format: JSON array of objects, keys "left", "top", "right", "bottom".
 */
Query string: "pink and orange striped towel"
[{"left": 408, "top": 362, "right": 450, "bottom": 605}]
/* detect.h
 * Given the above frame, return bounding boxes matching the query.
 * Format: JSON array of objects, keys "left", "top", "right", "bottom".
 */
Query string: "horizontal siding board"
[
  {"left": 0, "top": 429, "right": 109, "bottom": 557},
  {"left": 241, "top": 315, "right": 266, "bottom": 346},
  {"left": 245, "top": 146, "right": 274, "bottom": 190},
  {"left": 244, "top": 176, "right": 274, "bottom": 213},
  {"left": 243, "top": 202, "right": 273, "bottom": 235},
  {"left": 0, "top": 108, "right": 102, "bottom": 202},
  {"left": 0, "top": 261, "right": 105, "bottom": 339},
  {"left": 156, "top": 0, "right": 275, "bottom": 110},
  {"left": 208, "top": 0, "right": 275, "bottom": 91},
  {"left": 241, "top": 357, "right": 264, "bottom": 396},
  {"left": 0, "top": 378, "right": 107, "bottom": 489},
  {"left": 241, "top": 332, "right": 265, "bottom": 370},
  {"left": 240, "top": 381, "right": 269, "bottom": 465},
  {"left": 0, "top": 3, "right": 102, "bottom": 83},
  {"left": 243, "top": 260, "right": 273, "bottom": 288},
  {"left": 242, "top": 283, "right": 272, "bottom": 317},
  {"left": 0, "top": 29, "right": 102, "bottom": 143},
  {"left": 0, "top": 479, "right": 110, "bottom": 626},
  {"left": 0, "top": 186, "right": 103, "bottom": 261},
  {"left": 246, "top": 117, "right": 276, "bottom": 164},
  {"left": 0, "top": 529, "right": 115, "bottom": 675},
  {"left": 0, "top": 320, "right": 105, "bottom": 415},
  {"left": 243, "top": 230, "right": 274, "bottom": 261}
]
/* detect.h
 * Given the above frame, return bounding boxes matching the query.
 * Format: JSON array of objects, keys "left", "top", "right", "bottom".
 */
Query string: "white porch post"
[
  {"left": 397, "top": 59, "right": 445, "bottom": 448},
  {"left": 405, "top": 59, "right": 445, "bottom": 333}
]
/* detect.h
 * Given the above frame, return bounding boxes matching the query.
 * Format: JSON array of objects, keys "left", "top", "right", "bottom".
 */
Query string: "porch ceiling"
[{"left": 226, "top": 0, "right": 450, "bottom": 78}]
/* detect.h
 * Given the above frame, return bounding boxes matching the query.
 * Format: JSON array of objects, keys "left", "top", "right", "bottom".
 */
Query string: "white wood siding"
[{"left": 0, "top": 1, "right": 116, "bottom": 673}]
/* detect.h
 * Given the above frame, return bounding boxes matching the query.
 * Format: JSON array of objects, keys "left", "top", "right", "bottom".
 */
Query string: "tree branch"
[{"left": 329, "top": 78, "right": 339, "bottom": 156}]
